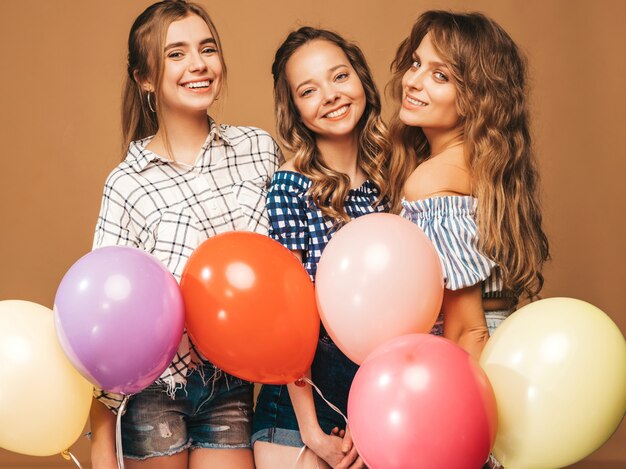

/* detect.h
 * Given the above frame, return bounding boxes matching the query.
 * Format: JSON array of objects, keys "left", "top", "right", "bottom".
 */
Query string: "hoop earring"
[{"left": 147, "top": 92, "right": 156, "bottom": 113}]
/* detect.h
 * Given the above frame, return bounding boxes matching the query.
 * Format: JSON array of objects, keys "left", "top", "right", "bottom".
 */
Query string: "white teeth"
[
  {"left": 407, "top": 96, "right": 427, "bottom": 106},
  {"left": 184, "top": 81, "right": 210, "bottom": 89},
  {"left": 325, "top": 105, "right": 349, "bottom": 118}
]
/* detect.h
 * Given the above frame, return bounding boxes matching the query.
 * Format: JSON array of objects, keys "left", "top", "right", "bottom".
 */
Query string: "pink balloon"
[
  {"left": 54, "top": 246, "right": 184, "bottom": 394},
  {"left": 348, "top": 334, "right": 497, "bottom": 469},
  {"left": 316, "top": 213, "right": 443, "bottom": 364}
]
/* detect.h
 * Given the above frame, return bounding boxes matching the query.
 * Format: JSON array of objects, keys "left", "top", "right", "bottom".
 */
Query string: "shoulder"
[
  {"left": 279, "top": 159, "right": 297, "bottom": 172},
  {"left": 404, "top": 150, "right": 471, "bottom": 201},
  {"left": 220, "top": 124, "right": 278, "bottom": 148},
  {"left": 220, "top": 126, "right": 281, "bottom": 173},
  {"left": 267, "top": 171, "right": 312, "bottom": 219},
  {"left": 401, "top": 196, "right": 496, "bottom": 290},
  {"left": 101, "top": 144, "right": 160, "bottom": 203},
  {"left": 102, "top": 161, "right": 142, "bottom": 195},
  {"left": 269, "top": 169, "right": 311, "bottom": 196}
]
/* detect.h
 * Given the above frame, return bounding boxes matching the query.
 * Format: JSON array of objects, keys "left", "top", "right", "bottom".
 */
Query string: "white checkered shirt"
[{"left": 93, "top": 120, "right": 280, "bottom": 411}]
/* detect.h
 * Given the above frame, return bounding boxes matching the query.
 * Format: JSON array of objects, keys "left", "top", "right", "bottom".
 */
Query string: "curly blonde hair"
[
  {"left": 272, "top": 27, "right": 391, "bottom": 222},
  {"left": 388, "top": 11, "right": 549, "bottom": 300}
]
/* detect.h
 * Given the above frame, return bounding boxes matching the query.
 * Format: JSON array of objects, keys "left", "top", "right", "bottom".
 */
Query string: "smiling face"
[
  {"left": 285, "top": 39, "right": 366, "bottom": 142},
  {"left": 151, "top": 13, "right": 223, "bottom": 116},
  {"left": 399, "top": 33, "right": 459, "bottom": 134}
]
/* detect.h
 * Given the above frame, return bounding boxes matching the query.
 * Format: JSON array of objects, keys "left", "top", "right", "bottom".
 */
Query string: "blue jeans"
[
  {"left": 121, "top": 361, "right": 253, "bottom": 459},
  {"left": 251, "top": 330, "right": 358, "bottom": 447}
]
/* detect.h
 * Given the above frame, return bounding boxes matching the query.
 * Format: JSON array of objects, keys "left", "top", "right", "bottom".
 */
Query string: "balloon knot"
[{"left": 294, "top": 378, "right": 306, "bottom": 387}]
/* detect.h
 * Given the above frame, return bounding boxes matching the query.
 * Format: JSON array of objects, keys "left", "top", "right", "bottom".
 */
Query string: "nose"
[
  {"left": 404, "top": 67, "right": 424, "bottom": 90},
  {"left": 188, "top": 50, "right": 208, "bottom": 72},
  {"left": 322, "top": 84, "right": 340, "bottom": 104}
]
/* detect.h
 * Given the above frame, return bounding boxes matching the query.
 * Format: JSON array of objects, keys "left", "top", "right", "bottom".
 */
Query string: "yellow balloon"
[
  {"left": 480, "top": 298, "right": 626, "bottom": 469},
  {"left": 0, "top": 300, "right": 93, "bottom": 456}
]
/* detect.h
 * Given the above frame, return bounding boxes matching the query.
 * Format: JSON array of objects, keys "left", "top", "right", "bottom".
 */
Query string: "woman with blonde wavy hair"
[
  {"left": 252, "top": 27, "right": 390, "bottom": 469},
  {"left": 388, "top": 10, "right": 549, "bottom": 365}
]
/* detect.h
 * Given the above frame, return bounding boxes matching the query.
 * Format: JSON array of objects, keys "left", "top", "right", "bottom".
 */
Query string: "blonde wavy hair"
[
  {"left": 121, "top": 0, "right": 226, "bottom": 158},
  {"left": 388, "top": 11, "right": 549, "bottom": 300},
  {"left": 272, "top": 27, "right": 391, "bottom": 222}
]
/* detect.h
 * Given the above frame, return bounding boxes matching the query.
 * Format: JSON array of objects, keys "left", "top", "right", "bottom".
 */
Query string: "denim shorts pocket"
[{"left": 223, "top": 374, "right": 250, "bottom": 393}]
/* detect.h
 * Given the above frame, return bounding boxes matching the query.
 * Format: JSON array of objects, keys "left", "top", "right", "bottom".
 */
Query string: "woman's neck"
[
  {"left": 316, "top": 134, "right": 366, "bottom": 188},
  {"left": 423, "top": 127, "right": 464, "bottom": 157},
  {"left": 148, "top": 109, "right": 210, "bottom": 165}
]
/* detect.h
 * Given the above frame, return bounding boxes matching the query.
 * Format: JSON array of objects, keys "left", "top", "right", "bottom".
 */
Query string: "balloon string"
[
  {"left": 61, "top": 450, "right": 84, "bottom": 469},
  {"left": 293, "top": 445, "right": 320, "bottom": 469},
  {"left": 294, "top": 445, "right": 307, "bottom": 468},
  {"left": 303, "top": 376, "right": 347, "bottom": 423},
  {"left": 291, "top": 377, "right": 342, "bottom": 469},
  {"left": 116, "top": 395, "right": 130, "bottom": 469}
]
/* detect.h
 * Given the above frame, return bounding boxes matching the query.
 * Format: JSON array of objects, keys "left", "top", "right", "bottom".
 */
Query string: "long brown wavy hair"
[
  {"left": 121, "top": 0, "right": 226, "bottom": 157},
  {"left": 272, "top": 27, "right": 391, "bottom": 222},
  {"left": 388, "top": 11, "right": 549, "bottom": 300}
]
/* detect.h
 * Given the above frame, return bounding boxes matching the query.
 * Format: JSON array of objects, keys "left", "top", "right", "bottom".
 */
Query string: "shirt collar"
[{"left": 124, "top": 117, "right": 231, "bottom": 172}]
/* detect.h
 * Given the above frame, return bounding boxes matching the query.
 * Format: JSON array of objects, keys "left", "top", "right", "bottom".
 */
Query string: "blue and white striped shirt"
[{"left": 401, "top": 196, "right": 507, "bottom": 298}]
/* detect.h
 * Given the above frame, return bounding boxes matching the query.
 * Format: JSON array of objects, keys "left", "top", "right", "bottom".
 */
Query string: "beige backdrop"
[{"left": 1, "top": 0, "right": 624, "bottom": 467}]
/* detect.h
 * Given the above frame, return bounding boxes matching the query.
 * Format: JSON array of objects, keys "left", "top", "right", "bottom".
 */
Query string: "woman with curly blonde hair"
[
  {"left": 272, "top": 28, "right": 390, "bottom": 222},
  {"left": 252, "top": 26, "right": 391, "bottom": 469},
  {"left": 388, "top": 10, "right": 549, "bottom": 365}
]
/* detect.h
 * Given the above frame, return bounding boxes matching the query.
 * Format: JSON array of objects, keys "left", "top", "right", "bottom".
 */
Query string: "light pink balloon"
[{"left": 316, "top": 213, "right": 443, "bottom": 364}]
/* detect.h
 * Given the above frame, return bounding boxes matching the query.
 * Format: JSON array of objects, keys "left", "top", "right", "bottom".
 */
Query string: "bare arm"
[
  {"left": 287, "top": 375, "right": 326, "bottom": 449},
  {"left": 89, "top": 398, "right": 118, "bottom": 469},
  {"left": 287, "top": 250, "right": 363, "bottom": 468},
  {"left": 286, "top": 250, "right": 329, "bottom": 451},
  {"left": 288, "top": 378, "right": 362, "bottom": 468},
  {"left": 442, "top": 284, "right": 489, "bottom": 361}
]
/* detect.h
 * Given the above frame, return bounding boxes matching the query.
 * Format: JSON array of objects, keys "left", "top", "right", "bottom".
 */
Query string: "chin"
[
  {"left": 399, "top": 115, "right": 422, "bottom": 128},
  {"left": 187, "top": 100, "right": 215, "bottom": 112}
]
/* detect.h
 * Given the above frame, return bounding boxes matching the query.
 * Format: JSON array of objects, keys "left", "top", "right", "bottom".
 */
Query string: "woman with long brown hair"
[
  {"left": 388, "top": 10, "right": 549, "bottom": 363},
  {"left": 90, "top": 1, "right": 279, "bottom": 467}
]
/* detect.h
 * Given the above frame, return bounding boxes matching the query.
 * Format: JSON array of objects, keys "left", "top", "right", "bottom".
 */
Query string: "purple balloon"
[{"left": 54, "top": 246, "right": 184, "bottom": 394}]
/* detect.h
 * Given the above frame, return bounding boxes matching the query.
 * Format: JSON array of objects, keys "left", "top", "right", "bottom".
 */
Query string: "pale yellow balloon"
[
  {"left": 0, "top": 300, "right": 93, "bottom": 457},
  {"left": 479, "top": 297, "right": 626, "bottom": 469}
]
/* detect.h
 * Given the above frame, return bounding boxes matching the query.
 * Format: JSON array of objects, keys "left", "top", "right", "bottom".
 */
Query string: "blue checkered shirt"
[{"left": 267, "top": 171, "right": 388, "bottom": 282}]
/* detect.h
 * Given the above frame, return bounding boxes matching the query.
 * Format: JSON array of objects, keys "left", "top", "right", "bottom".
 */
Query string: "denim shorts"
[
  {"left": 121, "top": 361, "right": 253, "bottom": 460},
  {"left": 251, "top": 330, "right": 358, "bottom": 447}
]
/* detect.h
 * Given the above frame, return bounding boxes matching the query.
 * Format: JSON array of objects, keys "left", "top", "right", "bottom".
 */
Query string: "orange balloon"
[{"left": 181, "top": 231, "right": 319, "bottom": 384}]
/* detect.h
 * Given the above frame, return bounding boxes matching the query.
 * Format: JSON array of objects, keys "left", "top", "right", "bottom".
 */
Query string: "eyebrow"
[
  {"left": 412, "top": 53, "right": 449, "bottom": 69},
  {"left": 295, "top": 64, "right": 349, "bottom": 91},
  {"left": 431, "top": 61, "right": 449, "bottom": 69},
  {"left": 164, "top": 37, "right": 216, "bottom": 52}
]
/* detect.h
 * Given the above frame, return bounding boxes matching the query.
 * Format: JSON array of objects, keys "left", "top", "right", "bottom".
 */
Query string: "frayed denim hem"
[
  {"left": 190, "top": 442, "right": 252, "bottom": 450},
  {"left": 251, "top": 427, "right": 304, "bottom": 448},
  {"left": 123, "top": 441, "right": 192, "bottom": 460}
]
